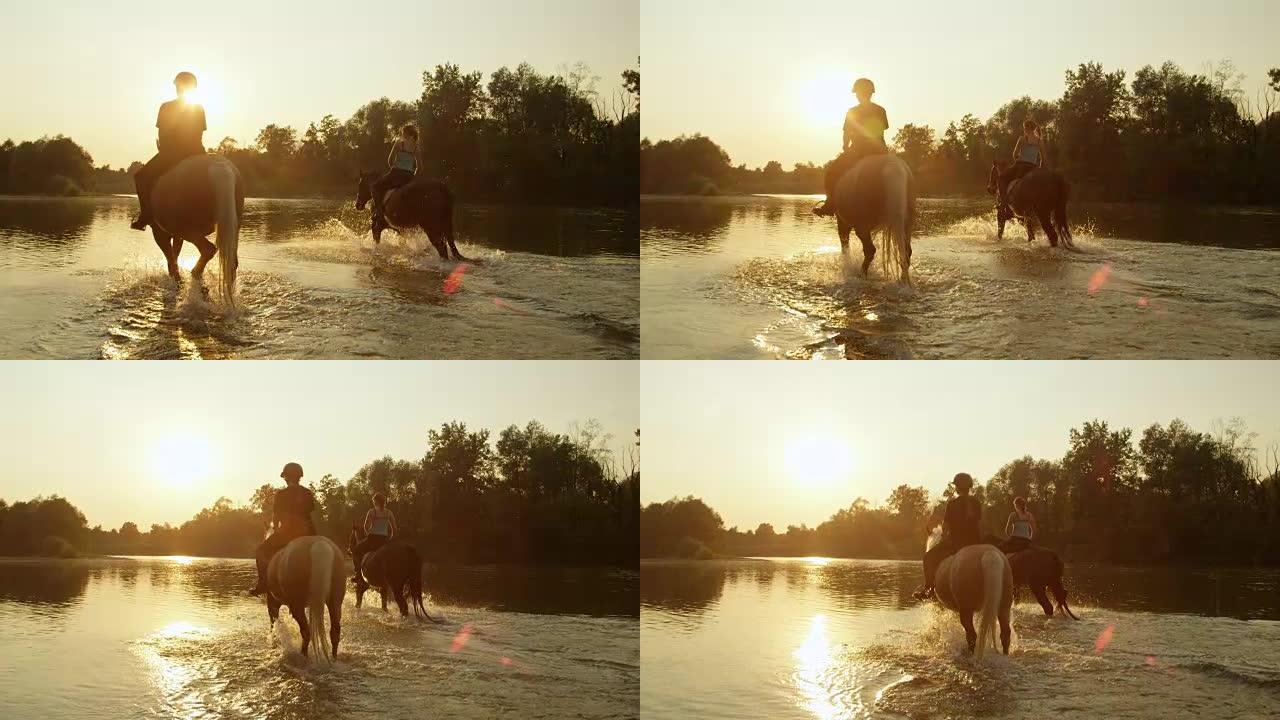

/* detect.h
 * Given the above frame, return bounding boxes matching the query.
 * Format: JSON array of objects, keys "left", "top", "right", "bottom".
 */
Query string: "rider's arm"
[
  {"left": 1004, "top": 512, "right": 1014, "bottom": 537},
  {"left": 363, "top": 509, "right": 374, "bottom": 534},
  {"left": 385, "top": 141, "right": 398, "bottom": 169},
  {"left": 842, "top": 110, "right": 854, "bottom": 151},
  {"left": 389, "top": 511, "right": 398, "bottom": 539},
  {"left": 1037, "top": 139, "right": 1045, "bottom": 168},
  {"left": 1012, "top": 137, "right": 1024, "bottom": 162},
  {"left": 1029, "top": 512, "right": 1038, "bottom": 536}
]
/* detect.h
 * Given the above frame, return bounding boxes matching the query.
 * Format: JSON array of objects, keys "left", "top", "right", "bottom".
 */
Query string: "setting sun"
[
  {"left": 795, "top": 69, "right": 858, "bottom": 132},
  {"left": 783, "top": 431, "right": 854, "bottom": 488},
  {"left": 148, "top": 431, "right": 218, "bottom": 488}
]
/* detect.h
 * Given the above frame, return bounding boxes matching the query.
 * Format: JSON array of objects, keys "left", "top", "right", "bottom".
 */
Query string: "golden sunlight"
[
  {"left": 156, "top": 69, "right": 226, "bottom": 117},
  {"left": 148, "top": 431, "right": 217, "bottom": 488},
  {"left": 796, "top": 69, "right": 855, "bottom": 133},
  {"left": 783, "top": 432, "right": 854, "bottom": 488}
]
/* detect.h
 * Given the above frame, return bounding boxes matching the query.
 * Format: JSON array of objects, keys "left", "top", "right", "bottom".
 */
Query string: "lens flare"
[
  {"left": 450, "top": 622, "right": 473, "bottom": 653},
  {"left": 1094, "top": 624, "right": 1114, "bottom": 654},
  {"left": 1088, "top": 264, "right": 1113, "bottom": 294}
]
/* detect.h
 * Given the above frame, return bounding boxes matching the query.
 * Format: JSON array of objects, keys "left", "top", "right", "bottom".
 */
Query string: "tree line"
[
  {"left": 1, "top": 61, "right": 639, "bottom": 206},
  {"left": 1, "top": 420, "right": 640, "bottom": 567},
  {"left": 641, "top": 60, "right": 1280, "bottom": 205},
  {"left": 642, "top": 417, "right": 1280, "bottom": 566}
]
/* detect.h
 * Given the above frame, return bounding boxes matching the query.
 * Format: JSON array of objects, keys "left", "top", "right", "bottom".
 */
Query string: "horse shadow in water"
[
  {"left": 265, "top": 535, "right": 346, "bottom": 662},
  {"left": 355, "top": 174, "right": 470, "bottom": 262},
  {"left": 981, "top": 535, "right": 1080, "bottom": 620},
  {"left": 149, "top": 154, "right": 245, "bottom": 307},
  {"left": 987, "top": 161, "right": 1077, "bottom": 250},
  {"left": 931, "top": 539, "right": 1014, "bottom": 659},
  {"left": 348, "top": 526, "right": 434, "bottom": 620}
]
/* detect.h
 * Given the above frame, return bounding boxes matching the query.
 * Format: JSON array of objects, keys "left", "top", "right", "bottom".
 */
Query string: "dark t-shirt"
[
  {"left": 274, "top": 484, "right": 316, "bottom": 534},
  {"left": 156, "top": 100, "right": 207, "bottom": 156},
  {"left": 944, "top": 495, "right": 982, "bottom": 547},
  {"left": 844, "top": 102, "right": 889, "bottom": 152}
]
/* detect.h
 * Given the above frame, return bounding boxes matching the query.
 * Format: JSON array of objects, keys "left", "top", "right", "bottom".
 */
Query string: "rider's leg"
[
  {"left": 131, "top": 156, "right": 160, "bottom": 230},
  {"left": 815, "top": 152, "right": 852, "bottom": 216},
  {"left": 249, "top": 531, "right": 287, "bottom": 595}
]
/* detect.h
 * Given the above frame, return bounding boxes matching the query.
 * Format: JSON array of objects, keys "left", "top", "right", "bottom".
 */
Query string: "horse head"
[
  {"left": 355, "top": 172, "right": 375, "bottom": 210},
  {"left": 987, "top": 160, "right": 1006, "bottom": 196},
  {"left": 348, "top": 522, "right": 363, "bottom": 556}
]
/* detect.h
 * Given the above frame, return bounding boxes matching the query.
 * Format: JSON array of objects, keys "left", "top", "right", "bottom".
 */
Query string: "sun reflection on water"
[{"left": 793, "top": 613, "right": 839, "bottom": 719}]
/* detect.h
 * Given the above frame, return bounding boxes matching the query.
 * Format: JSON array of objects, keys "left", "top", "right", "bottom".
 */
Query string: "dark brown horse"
[
  {"left": 986, "top": 161, "right": 1076, "bottom": 250},
  {"left": 355, "top": 173, "right": 469, "bottom": 261},
  {"left": 984, "top": 534, "right": 1080, "bottom": 619},
  {"left": 347, "top": 526, "right": 430, "bottom": 619}
]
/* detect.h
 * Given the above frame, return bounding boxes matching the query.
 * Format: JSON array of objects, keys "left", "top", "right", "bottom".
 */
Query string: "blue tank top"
[
  {"left": 369, "top": 508, "right": 392, "bottom": 536},
  {"left": 392, "top": 143, "right": 416, "bottom": 173},
  {"left": 1018, "top": 140, "right": 1042, "bottom": 166},
  {"left": 1011, "top": 511, "right": 1032, "bottom": 539}
]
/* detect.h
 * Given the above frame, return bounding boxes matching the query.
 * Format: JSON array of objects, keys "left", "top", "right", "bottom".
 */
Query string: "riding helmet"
[
  {"left": 852, "top": 77, "right": 875, "bottom": 95},
  {"left": 280, "top": 462, "right": 304, "bottom": 479},
  {"left": 952, "top": 472, "right": 974, "bottom": 489},
  {"left": 173, "top": 71, "right": 198, "bottom": 89}
]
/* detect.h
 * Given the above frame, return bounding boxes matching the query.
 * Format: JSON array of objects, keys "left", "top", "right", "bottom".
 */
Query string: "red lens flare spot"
[
  {"left": 1137, "top": 297, "right": 1149, "bottom": 308},
  {"left": 450, "top": 622, "right": 474, "bottom": 653},
  {"left": 493, "top": 297, "right": 529, "bottom": 314},
  {"left": 501, "top": 656, "right": 513, "bottom": 666},
  {"left": 1145, "top": 655, "right": 1157, "bottom": 666},
  {"left": 443, "top": 263, "right": 470, "bottom": 295},
  {"left": 1094, "top": 624, "right": 1114, "bottom": 654},
  {"left": 1088, "top": 264, "right": 1113, "bottom": 295}
]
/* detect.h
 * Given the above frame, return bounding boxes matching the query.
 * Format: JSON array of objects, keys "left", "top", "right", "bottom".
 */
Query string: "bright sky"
[
  {"left": 641, "top": 0, "right": 1278, "bottom": 169},
  {"left": 0, "top": 361, "right": 638, "bottom": 531},
  {"left": 641, "top": 362, "right": 1280, "bottom": 532},
  {"left": 0, "top": 0, "right": 637, "bottom": 170}
]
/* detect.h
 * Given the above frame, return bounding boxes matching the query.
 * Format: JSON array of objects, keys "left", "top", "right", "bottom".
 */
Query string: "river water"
[
  {"left": 641, "top": 558, "right": 1280, "bottom": 720},
  {"left": 0, "top": 557, "right": 638, "bottom": 719},
  {"left": 641, "top": 196, "right": 1280, "bottom": 359},
  {"left": 0, "top": 195, "right": 639, "bottom": 359}
]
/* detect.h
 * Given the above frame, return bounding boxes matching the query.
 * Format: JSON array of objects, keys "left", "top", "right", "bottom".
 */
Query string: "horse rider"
[
  {"left": 813, "top": 77, "right": 890, "bottom": 217},
  {"left": 996, "top": 119, "right": 1045, "bottom": 211},
  {"left": 1000, "top": 496, "right": 1037, "bottom": 554},
  {"left": 915, "top": 472, "right": 983, "bottom": 600},
  {"left": 370, "top": 124, "right": 422, "bottom": 241},
  {"left": 132, "top": 71, "right": 208, "bottom": 231},
  {"left": 351, "top": 492, "right": 398, "bottom": 585},
  {"left": 248, "top": 462, "right": 317, "bottom": 596}
]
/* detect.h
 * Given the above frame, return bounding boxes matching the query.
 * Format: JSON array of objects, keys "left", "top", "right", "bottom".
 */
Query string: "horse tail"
[
  {"left": 307, "top": 539, "right": 336, "bottom": 662},
  {"left": 1052, "top": 174, "right": 1074, "bottom": 249},
  {"left": 209, "top": 157, "right": 241, "bottom": 309},
  {"left": 405, "top": 545, "right": 425, "bottom": 619},
  {"left": 881, "top": 158, "right": 912, "bottom": 284},
  {"left": 1050, "top": 555, "right": 1080, "bottom": 619},
  {"left": 975, "top": 548, "right": 1004, "bottom": 661}
]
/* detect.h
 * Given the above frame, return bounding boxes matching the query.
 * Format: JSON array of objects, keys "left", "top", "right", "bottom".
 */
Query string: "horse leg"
[
  {"left": 856, "top": 229, "right": 876, "bottom": 277},
  {"left": 380, "top": 584, "right": 390, "bottom": 612},
  {"left": 1031, "top": 584, "right": 1053, "bottom": 616},
  {"left": 328, "top": 596, "right": 342, "bottom": 659},
  {"left": 999, "top": 607, "right": 1012, "bottom": 655},
  {"left": 1025, "top": 219, "right": 1036, "bottom": 244},
  {"left": 289, "top": 603, "right": 310, "bottom": 656},
  {"left": 1037, "top": 209, "right": 1058, "bottom": 247},
  {"left": 996, "top": 213, "right": 1006, "bottom": 242},
  {"left": 267, "top": 595, "right": 281, "bottom": 625},
  {"left": 960, "top": 610, "right": 977, "bottom": 653},
  {"left": 445, "top": 233, "right": 469, "bottom": 262},
  {"left": 189, "top": 235, "right": 217, "bottom": 297},
  {"left": 152, "top": 229, "right": 183, "bottom": 284},
  {"left": 420, "top": 225, "right": 449, "bottom": 260},
  {"left": 392, "top": 581, "right": 409, "bottom": 617},
  {"left": 837, "top": 217, "right": 852, "bottom": 256}
]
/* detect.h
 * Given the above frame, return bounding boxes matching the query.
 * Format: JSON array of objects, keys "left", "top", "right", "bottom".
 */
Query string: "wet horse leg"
[
  {"left": 960, "top": 610, "right": 977, "bottom": 652},
  {"left": 1031, "top": 584, "right": 1053, "bottom": 616},
  {"left": 856, "top": 228, "right": 876, "bottom": 276},
  {"left": 289, "top": 603, "right": 311, "bottom": 656},
  {"left": 327, "top": 595, "right": 342, "bottom": 659},
  {"left": 1036, "top": 209, "right": 1058, "bottom": 247},
  {"left": 151, "top": 229, "right": 183, "bottom": 284},
  {"left": 392, "top": 579, "right": 409, "bottom": 617},
  {"left": 419, "top": 223, "right": 450, "bottom": 260},
  {"left": 999, "top": 606, "right": 1012, "bottom": 655},
  {"left": 188, "top": 235, "right": 217, "bottom": 292}
]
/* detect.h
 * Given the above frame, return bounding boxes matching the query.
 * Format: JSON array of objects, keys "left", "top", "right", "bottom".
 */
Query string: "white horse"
[
  {"left": 265, "top": 535, "right": 346, "bottom": 662},
  {"left": 926, "top": 526, "right": 1013, "bottom": 659},
  {"left": 149, "top": 154, "right": 244, "bottom": 307},
  {"left": 831, "top": 154, "right": 916, "bottom": 284}
]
